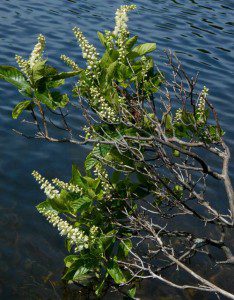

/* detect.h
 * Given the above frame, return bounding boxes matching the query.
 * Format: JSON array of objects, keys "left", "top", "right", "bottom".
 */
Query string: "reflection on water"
[{"left": 0, "top": 0, "right": 233, "bottom": 299}]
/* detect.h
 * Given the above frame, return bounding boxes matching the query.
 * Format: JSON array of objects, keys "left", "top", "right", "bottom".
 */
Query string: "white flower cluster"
[
  {"left": 113, "top": 5, "right": 136, "bottom": 62},
  {"left": 73, "top": 27, "right": 100, "bottom": 75},
  {"left": 32, "top": 171, "right": 59, "bottom": 199},
  {"left": 174, "top": 108, "right": 182, "bottom": 123},
  {"left": 113, "top": 5, "right": 136, "bottom": 36},
  {"left": 197, "top": 86, "right": 209, "bottom": 114},
  {"left": 38, "top": 207, "right": 89, "bottom": 252},
  {"left": 52, "top": 178, "right": 82, "bottom": 194},
  {"left": 196, "top": 86, "right": 209, "bottom": 125},
  {"left": 83, "top": 125, "right": 96, "bottom": 140},
  {"left": 90, "top": 86, "right": 118, "bottom": 122},
  {"left": 90, "top": 225, "right": 99, "bottom": 239},
  {"left": 29, "top": 34, "right": 46, "bottom": 68},
  {"left": 15, "top": 55, "right": 30, "bottom": 78},
  {"left": 60, "top": 54, "right": 80, "bottom": 71},
  {"left": 94, "top": 163, "right": 112, "bottom": 195}
]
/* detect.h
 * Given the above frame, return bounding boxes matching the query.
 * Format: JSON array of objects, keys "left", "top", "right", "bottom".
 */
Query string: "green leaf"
[
  {"left": 50, "top": 91, "right": 69, "bottom": 108},
  {"left": 71, "top": 165, "right": 86, "bottom": 188},
  {"left": 35, "top": 90, "right": 68, "bottom": 110},
  {"left": 206, "top": 125, "right": 224, "bottom": 141},
  {"left": 106, "top": 61, "right": 118, "bottom": 81},
  {"left": 83, "top": 176, "right": 100, "bottom": 190},
  {"left": 128, "top": 286, "right": 136, "bottom": 299},
  {"left": 131, "top": 43, "right": 156, "bottom": 57},
  {"left": 97, "top": 31, "right": 106, "bottom": 46},
  {"left": 85, "top": 153, "right": 97, "bottom": 171},
  {"left": 125, "top": 36, "right": 138, "bottom": 50},
  {"left": 71, "top": 196, "right": 92, "bottom": 212},
  {"left": 174, "top": 123, "right": 190, "bottom": 139},
  {"left": 49, "top": 194, "right": 69, "bottom": 212},
  {"left": 62, "top": 267, "right": 76, "bottom": 281},
  {"left": 107, "top": 260, "right": 126, "bottom": 284},
  {"left": 100, "top": 51, "right": 113, "bottom": 67},
  {"left": 118, "top": 239, "right": 132, "bottom": 258},
  {"left": 73, "top": 266, "right": 91, "bottom": 282},
  {"left": 35, "top": 90, "right": 54, "bottom": 108},
  {"left": 117, "top": 64, "right": 132, "bottom": 82},
  {"left": 64, "top": 255, "right": 79, "bottom": 268},
  {"left": 32, "top": 59, "right": 47, "bottom": 83},
  {"left": 75, "top": 257, "right": 99, "bottom": 282},
  {"left": 36, "top": 200, "right": 54, "bottom": 213},
  {"left": 173, "top": 185, "right": 183, "bottom": 199},
  {"left": 65, "top": 238, "right": 73, "bottom": 252},
  {"left": 47, "top": 79, "right": 65, "bottom": 88},
  {"left": 43, "top": 65, "right": 58, "bottom": 77},
  {"left": 12, "top": 100, "right": 31, "bottom": 119},
  {"left": 50, "top": 71, "right": 82, "bottom": 80},
  {"left": 85, "top": 144, "right": 112, "bottom": 171},
  {"left": 174, "top": 185, "right": 183, "bottom": 193},
  {"left": 99, "top": 144, "right": 112, "bottom": 157},
  {"left": 0, "top": 65, "right": 31, "bottom": 94},
  {"left": 109, "top": 49, "right": 119, "bottom": 61},
  {"left": 87, "top": 188, "right": 97, "bottom": 198},
  {"left": 100, "top": 230, "right": 116, "bottom": 251},
  {"left": 19, "top": 86, "right": 33, "bottom": 97},
  {"left": 93, "top": 144, "right": 112, "bottom": 158},
  {"left": 163, "top": 114, "right": 173, "bottom": 131},
  {"left": 173, "top": 149, "right": 180, "bottom": 157}
]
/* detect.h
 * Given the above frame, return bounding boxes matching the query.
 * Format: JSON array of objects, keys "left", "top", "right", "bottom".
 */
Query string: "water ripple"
[{"left": 0, "top": 0, "right": 233, "bottom": 298}]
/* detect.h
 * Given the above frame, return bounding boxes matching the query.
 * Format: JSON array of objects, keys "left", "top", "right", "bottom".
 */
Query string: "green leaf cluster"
[{"left": 0, "top": 49, "right": 81, "bottom": 119}]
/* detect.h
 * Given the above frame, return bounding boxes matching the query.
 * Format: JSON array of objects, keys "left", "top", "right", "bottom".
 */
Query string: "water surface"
[{"left": 0, "top": 0, "right": 233, "bottom": 299}]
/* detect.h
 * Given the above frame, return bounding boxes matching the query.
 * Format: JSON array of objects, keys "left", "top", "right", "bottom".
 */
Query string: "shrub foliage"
[{"left": 1, "top": 5, "right": 233, "bottom": 299}]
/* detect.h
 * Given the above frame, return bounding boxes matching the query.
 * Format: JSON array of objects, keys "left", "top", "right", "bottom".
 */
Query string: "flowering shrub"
[{"left": 1, "top": 4, "right": 233, "bottom": 300}]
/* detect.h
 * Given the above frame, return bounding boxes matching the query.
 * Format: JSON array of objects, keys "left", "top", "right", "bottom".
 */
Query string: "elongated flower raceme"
[
  {"left": 15, "top": 55, "right": 30, "bottom": 78},
  {"left": 38, "top": 207, "right": 89, "bottom": 252},
  {"left": 60, "top": 54, "right": 80, "bottom": 71},
  {"left": 113, "top": 5, "right": 136, "bottom": 61},
  {"left": 94, "top": 162, "right": 112, "bottom": 196},
  {"left": 52, "top": 178, "right": 82, "bottom": 194},
  {"left": 90, "top": 86, "right": 118, "bottom": 122},
  {"left": 29, "top": 34, "right": 46, "bottom": 68},
  {"left": 197, "top": 86, "right": 209, "bottom": 113},
  {"left": 71, "top": 28, "right": 115, "bottom": 119},
  {"left": 105, "top": 30, "right": 114, "bottom": 50},
  {"left": 33, "top": 171, "right": 93, "bottom": 252},
  {"left": 113, "top": 5, "right": 136, "bottom": 36},
  {"left": 73, "top": 27, "right": 99, "bottom": 74},
  {"left": 174, "top": 108, "right": 182, "bottom": 123},
  {"left": 32, "top": 171, "right": 60, "bottom": 199},
  {"left": 196, "top": 86, "right": 209, "bottom": 124}
]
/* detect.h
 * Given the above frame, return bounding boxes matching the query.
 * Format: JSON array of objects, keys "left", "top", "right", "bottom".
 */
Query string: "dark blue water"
[{"left": 0, "top": 0, "right": 233, "bottom": 299}]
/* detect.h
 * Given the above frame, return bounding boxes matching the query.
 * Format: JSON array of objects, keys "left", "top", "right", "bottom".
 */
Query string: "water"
[{"left": 0, "top": 0, "right": 233, "bottom": 299}]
